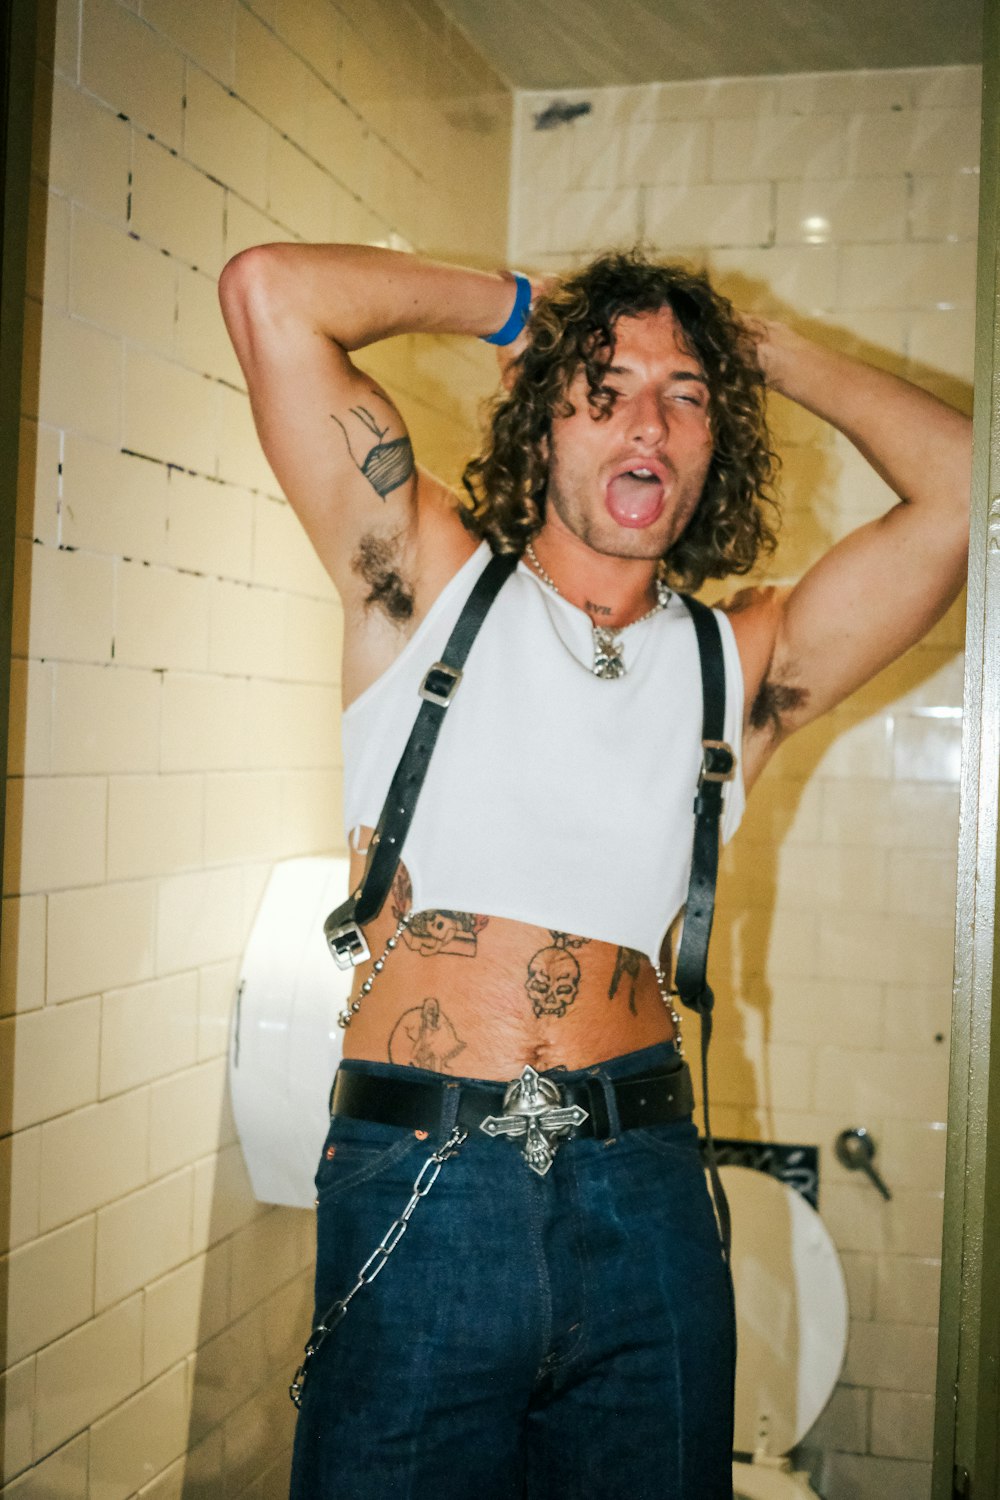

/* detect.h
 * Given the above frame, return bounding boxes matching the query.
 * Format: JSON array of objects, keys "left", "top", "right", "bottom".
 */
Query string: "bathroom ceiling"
[{"left": 436, "top": 0, "right": 983, "bottom": 90}]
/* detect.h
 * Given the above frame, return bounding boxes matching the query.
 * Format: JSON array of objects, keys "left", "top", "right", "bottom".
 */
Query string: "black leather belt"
[{"left": 330, "top": 1060, "right": 695, "bottom": 1141}]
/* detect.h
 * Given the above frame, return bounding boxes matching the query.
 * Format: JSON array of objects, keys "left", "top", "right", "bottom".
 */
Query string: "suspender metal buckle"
[
  {"left": 419, "top": 662, "right": 462, "bottom": 707},
  {"left": 699, "top": 739, "right": 736, "bottom": 784},
  {"left": 325, "top": 919, "right": 371, "bottom": 970}
]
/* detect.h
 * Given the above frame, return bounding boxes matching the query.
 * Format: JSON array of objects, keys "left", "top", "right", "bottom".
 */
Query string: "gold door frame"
[
  {"left": 0, "top": 0, "right": 40, "bottom": 984},
  {"left": 933, "top": 5, "right": 1000, "bottom": 1495}
]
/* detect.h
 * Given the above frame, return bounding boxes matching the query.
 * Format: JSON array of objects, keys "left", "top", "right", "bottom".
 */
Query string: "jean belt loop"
[
  {"left": 440, "top": 1081, "right": 461, "bottom": 1136},
  {"left": 600, "top": 1071, "right": 622, "bottom": 1137}
]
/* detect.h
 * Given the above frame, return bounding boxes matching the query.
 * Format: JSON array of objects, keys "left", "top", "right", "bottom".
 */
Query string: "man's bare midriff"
[{"left": 342, "top": 842, "right": 678, "bottom": 1081}]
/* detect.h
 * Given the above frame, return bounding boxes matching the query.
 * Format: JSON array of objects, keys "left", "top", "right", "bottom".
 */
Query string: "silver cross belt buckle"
[{"left": 479, "top": 1065, "right": 589, "bottom": 1176}]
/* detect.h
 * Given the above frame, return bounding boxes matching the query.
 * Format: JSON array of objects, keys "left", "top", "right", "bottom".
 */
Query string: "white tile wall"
[
  {"left": 7, "top": 0, "right": 510, "bottom": 1493},
  {"left": 10, "top": 9, "right": 979, "bottom": 1497},
  {"left": 511, "top": 61, "right": 979, "bottom": 1500}
]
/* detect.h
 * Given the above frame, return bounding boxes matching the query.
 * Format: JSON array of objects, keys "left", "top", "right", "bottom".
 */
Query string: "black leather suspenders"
[
  {"left": 324, "top": 552, "right": 518, "bottom": 965},
  {"left": 675, "top": 594, "right": 737, "bottom": 1258},
  {"left": 324, "top": 556, "right": 736, "bottom": 1253}
]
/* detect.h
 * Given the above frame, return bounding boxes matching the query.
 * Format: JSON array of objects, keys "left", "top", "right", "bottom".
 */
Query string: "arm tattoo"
[
  {"left": 525, "top": 931, "right": 588, "bottom": 1019},
  {"left": 609, "top": 946, "right": 642, "bottom": 1016},
  {"left": 388, "top": 998, "right": 467, "bottom": 1072},
  {"left": 330, "top": 400, "right": 415, "bottom": 500}
]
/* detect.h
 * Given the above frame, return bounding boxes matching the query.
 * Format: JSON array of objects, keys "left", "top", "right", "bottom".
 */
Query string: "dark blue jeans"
[{"left": 289, "top": 1041, "right": 735, "bottom": 1499}]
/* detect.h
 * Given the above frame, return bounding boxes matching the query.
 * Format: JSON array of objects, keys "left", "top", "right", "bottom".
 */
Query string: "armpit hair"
[
  {"left": 750, "top": 675, "right": 809, "bottom": 738},
  {"left": 352, "top": 532, "right": 415, "bottom": 625}
]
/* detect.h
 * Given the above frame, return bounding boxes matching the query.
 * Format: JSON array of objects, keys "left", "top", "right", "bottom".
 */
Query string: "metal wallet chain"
[
  {"left": 308, "top": 903, "right": 683, "bottom": 1406},
  {"left": 289, "top": 1124, "right": 468, "bottom": 1408}
]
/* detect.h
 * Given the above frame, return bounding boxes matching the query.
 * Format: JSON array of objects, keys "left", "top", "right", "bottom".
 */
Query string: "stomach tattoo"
[
  {"left": 524, "top": 932, "right": 591, "bottom": 1019},
  {"left": 388, "top": 998, "right": 467, "bottom": 1072}
]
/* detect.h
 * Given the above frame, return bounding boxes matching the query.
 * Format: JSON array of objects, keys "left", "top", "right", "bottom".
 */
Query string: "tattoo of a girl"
[
  {"left": 390, "top": 867, "right": 488, "bottom": 957},
  {"left": 388, "top": 998, "right": 467, "bottom": 1072}
]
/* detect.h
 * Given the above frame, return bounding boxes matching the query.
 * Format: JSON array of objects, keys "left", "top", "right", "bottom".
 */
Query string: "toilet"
[
  {"left": 231, "top": 862, "right": 850, "bottom": 1499},
  {"left": 726, "top": 1164, "right": 849, "bottom": 1498},
  {"left": 231, "top": 856, "right": 351, "bottom": 1209}
]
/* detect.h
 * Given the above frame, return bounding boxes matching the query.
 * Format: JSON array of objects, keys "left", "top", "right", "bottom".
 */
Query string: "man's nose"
[{"left": 629, "top": 389, "right": 668, "bottom": 444}]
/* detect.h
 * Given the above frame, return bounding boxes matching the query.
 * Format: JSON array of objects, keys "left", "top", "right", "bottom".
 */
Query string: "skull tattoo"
[{"left": 526, "top": 945, "right": 581, "bottom": 1018}]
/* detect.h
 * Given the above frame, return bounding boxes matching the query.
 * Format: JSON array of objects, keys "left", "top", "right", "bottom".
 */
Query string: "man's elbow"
[{"left": 218, "top": 243, "right": 287, "bottom": 325}]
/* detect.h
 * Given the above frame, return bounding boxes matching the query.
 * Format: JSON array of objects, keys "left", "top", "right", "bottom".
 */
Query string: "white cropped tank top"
[{"left": 342, "top": 542, "right": 746, "bottom": 965}]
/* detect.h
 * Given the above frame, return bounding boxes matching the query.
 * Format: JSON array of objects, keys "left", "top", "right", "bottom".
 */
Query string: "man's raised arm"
[
  {"left": 733, "top": 320, "right": 972, "bottom": 778},
  {"left": 218, "top": 245, "right": 521, "bottom": 614}
]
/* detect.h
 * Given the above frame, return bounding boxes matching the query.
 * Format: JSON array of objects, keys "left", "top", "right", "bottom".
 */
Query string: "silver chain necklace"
[{"left": 524, "top": 543, "right": 671, "bottom": 680}]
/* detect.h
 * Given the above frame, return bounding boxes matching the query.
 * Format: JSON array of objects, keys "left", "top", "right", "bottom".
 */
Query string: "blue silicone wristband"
[{"left": 480, "top": 272, "right": 533, "bottom": 346}]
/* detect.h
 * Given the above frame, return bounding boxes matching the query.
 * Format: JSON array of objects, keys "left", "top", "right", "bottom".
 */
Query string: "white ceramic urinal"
[
  {"left": 726, "top": 1164, "right": 849, "bottom": 1499},
  {"left": 230, "top": 856, "right": 352, "bottom": 1208}
]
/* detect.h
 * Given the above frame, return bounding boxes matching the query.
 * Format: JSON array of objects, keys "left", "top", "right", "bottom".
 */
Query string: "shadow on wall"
[
  {"left": 700, "top": 283, "right": 969, "bottom": 1145},
  {"left": 177, "top": 1192, "right": 311, "bottom": 1496}
]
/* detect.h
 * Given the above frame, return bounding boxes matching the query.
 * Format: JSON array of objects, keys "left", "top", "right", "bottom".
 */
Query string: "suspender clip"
[
  {"left": 699, "top": 739, "right": 735, "bottom": 784},
  {"left": 324, "top": 918, "right": 371, "bottom": 970},
  {"left": 419, "top": 662, "right": 463, "bottom": 707}
]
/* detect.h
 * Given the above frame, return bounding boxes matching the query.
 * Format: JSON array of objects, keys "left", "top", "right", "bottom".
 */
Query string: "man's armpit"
[
  {"left": 352, "top": 530, "right": 416, "bottom": 624},
  {"left": 749, "top": 673, "right": 810, "bottom": 738}
]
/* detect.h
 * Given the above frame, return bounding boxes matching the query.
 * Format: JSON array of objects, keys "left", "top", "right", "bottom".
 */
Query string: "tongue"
[{"left": 605, "top": 473, "right": 665, "bottom": 529}]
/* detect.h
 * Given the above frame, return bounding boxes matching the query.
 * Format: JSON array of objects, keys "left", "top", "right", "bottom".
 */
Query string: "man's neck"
[{"left": 529, "top": 523, "right": 661, "bottom": 630}]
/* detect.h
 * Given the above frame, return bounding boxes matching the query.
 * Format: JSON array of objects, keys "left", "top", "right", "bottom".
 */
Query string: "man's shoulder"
[
  {"left": 717, "top": 583, "right": 789, "bottom": 735},
  {"left": 716, "top": 583, "right": 785, "bottom": 676},
  {"left": 716, "top": 582, "right": 816, "bottom": 786}
]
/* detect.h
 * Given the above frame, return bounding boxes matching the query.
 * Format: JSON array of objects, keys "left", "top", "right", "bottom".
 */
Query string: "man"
[{"left": 220, "top": 245, "right": 971, "bottom": 1499}]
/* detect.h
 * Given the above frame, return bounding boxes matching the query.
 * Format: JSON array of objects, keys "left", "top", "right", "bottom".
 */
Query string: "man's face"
[{"left": 545, "top": 308, "right": 714, "bottom": 560}]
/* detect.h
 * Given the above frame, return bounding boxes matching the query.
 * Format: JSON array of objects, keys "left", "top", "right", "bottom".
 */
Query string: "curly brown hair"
[{"left": 461, "top": 250, "right": 779, "bottom": 591}]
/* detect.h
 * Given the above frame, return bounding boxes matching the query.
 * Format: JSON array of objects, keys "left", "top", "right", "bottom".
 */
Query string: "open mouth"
[{"left": 605, "top": 465, "right": 667, "bottom": 528}]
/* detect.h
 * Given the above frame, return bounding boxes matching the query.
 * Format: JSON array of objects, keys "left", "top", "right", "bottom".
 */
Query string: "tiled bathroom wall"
[
  {"left": 510, "top": 66, "right": 979, "bottom": 1500},
  {"left": 2, "top": 4, "right": 980, "bottom": 1495},
  {"left": 2, "top": 0, "right": 509, "bottom": 1493}
]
